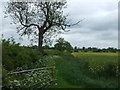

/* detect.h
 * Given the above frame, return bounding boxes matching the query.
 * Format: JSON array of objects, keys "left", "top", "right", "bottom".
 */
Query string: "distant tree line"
[
  {"left": 73, "top": 46, "right": 120, "bottom": 53},
  {"left": 24, "top": 38, "right": 119, "bottom": 53}
]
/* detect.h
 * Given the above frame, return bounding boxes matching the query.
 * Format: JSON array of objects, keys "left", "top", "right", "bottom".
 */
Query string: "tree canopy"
[{"left": 54, "top": 38, "right": 73, "bottom": 52}]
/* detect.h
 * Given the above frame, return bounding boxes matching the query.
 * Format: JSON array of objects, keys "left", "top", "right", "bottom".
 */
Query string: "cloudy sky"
[{"left": 0, "top": 0, "right": 119, "bottom": 48}]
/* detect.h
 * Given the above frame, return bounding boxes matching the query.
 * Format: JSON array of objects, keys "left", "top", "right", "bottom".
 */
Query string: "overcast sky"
[{"left": 0, "top": 0, "right": 119, "bottom": 48}]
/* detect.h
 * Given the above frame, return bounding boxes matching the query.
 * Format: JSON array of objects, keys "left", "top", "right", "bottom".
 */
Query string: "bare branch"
[{"left": 70, "top": 18, "right": 85, "bottom": 26}]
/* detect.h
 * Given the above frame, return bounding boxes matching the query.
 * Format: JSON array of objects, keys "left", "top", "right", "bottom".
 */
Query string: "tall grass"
[{"left": 50, "top": 54, "right": 118, "bottom": 88}]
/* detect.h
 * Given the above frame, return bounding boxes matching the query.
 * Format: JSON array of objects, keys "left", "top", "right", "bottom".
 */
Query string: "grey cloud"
[
  {"left": 65, "top": 1, "right": 117, "bottom": 32},
  {"left": 68, "top": 9, "right": 117, "bottom": 32},
  {"left": 65, "top": 1, "right": 117, "bottom": 19},
  {"left": 83, "top": 10, "right": 117, "bottom": 31},
  {"left": 61, "top": 28, "right": 118, "bottom": 48},
  {"left": 62, "top": 33, "right": 118, "bottom": 48},
  {"left": 98, "top": 30, "right": 118, "bottom": 40},
  {"left": 1, "top": 1, "right": 118, "bottom": 48}
]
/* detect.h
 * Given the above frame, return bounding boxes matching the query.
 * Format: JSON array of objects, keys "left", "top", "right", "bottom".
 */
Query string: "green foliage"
[
  {"left": 50, "top": 54, "right": 118, "bottom": 88},
  {"left": 43, "top": 45, "right": 50, "bottom": 49},
  {"left": 44, "top": 49, "right": 63, "bottom": 55},
  {"left": 4, "top": 69, "right": 54, "bottom": 89},
  {"left": 54, "top": 38, "right": 73, "bottom": 52},
  {"left": 2, "top": 67, "right": 9, "bottom": 86},
  {"left": 2, "top": 38, "right": 42, "bottom": 71},
  {"left": 77, "top": 47, "right": 118, "bottom": 53},
  {"left": 2, "top": 38, "right": 56, "bottom": 88},
  {"left": 3, "top": 56, "right": 56, "bottom": 89},
  {"left": 74, "top": 46, "right": 79, "bottom": 52}
]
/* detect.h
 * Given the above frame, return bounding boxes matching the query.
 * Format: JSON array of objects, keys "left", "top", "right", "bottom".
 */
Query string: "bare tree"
[{"left": 5, "top": 1, "right": 80, "bottom": 53}]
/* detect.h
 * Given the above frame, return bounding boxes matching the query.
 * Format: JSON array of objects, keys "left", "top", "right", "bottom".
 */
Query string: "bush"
[
  {"left": 2, "top": 38, "right": 42, "bottom": 71},
  {"left": 44, "top": 49, "right": 63, "bottom": 55}
]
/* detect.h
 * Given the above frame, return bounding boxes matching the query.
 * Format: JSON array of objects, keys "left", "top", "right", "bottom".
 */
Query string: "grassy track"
[{"left": 49, "top": 55, "right": 86, "bottom": 88}]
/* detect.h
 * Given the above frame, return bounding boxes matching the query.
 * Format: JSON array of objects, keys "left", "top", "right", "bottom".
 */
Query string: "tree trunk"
[{"left": 38, "top": 31, "right": 43, "bottom": 53}]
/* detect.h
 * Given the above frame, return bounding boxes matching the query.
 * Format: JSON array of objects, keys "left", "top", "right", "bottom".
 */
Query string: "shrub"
[
  {"left": 44, "top": 49, "right": 63, "bottom": 55},
  {"left": 2, "top": 38, "right": 42, "bottom": 71}
]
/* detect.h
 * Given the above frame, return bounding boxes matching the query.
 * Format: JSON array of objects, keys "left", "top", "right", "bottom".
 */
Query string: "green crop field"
[{"left": 71, "top": 52, "right": 119, "bottom": 84}]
